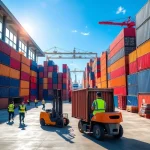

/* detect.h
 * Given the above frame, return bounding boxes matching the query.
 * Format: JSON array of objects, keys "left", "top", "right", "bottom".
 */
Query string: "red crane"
[{"left": 98, "top": 17, "right": 135, "bottom": 28}]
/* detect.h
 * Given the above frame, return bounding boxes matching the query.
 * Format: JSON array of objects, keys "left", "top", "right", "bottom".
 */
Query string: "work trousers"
[
  {"left": 8, "top": 112, "right": 14, "bottom": 121},
  {"left": 42, "top": 104, "right": 45, "bottom": 109},
  {"left": 19, "top": 113, "right": 25, "bottom": 123}
]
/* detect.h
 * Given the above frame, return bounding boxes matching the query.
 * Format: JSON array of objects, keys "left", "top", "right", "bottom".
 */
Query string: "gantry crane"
[{"left": 99, "top": 16, "right": 135, "bottom": 28}]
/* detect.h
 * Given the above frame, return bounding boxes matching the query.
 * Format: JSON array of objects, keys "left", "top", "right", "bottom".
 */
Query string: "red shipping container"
[
  {"left": 44, "top": 61, "right": 48, "bottom": 67},
  {"left": 44, "top": 71, "right": 48, "bottom": 78},
  {"left": 39, "top": 84, "right": 43, "bottom": 90},
  {"left": 10, "top": 48, "right": 21, "bottom": 61},
  {"left": 48, "top": 66, "right": 53, "bottom": 72},
  {"left": 138, "top": 94, "right": 150, "bottom": 112},
  {"left": 58, "top": 78, "right": 63, "bottom": 83},
  {"left": 53, "top": 84, "right": 57, "bottom": 89},
  {"left": 0, "top": 40, "right": 11, "bottom": 56},
  {"left": 30, "top": 83, "right": 37, "bottom": 89},
  {"left": 10, "top": 58, "right": 21, "bottom": 70},
  {"left": 30, "top": 76, "right": 37, "bottom": 83},
  {"left": 21, "top": 71, "right": 30, "bottom": 81},
  {"left": 63, "top": 73, "right": 67, "bottom": 78},
  {"left": 48, "top": 84, "right": 53, "bottom": 89},
  {"left": 110, "top": 28, "right": 135, "bottom": 51},
  {"left": 44, "top": 67, "right": 48, "bottom": 72},
  {"left": 118, "top": 95, "right": 126, "bottom": 110},
  {"left": 39, "top": 72, "right": 44, "bottom": 78},
  {"left": 58, "top": 73, "right": 63, "bottom": 78},
  {"left": 48, "top": 78, "right": 52, "bottom": 83},
  {"left": 137, "top": 52, "right": 150, "bottom": 71},
  {"left": 23, "top": 96, "right": 29, "bottom": 103},
  {"left": 129, "top": 61, "right": 137, "bottom": 74},
  {"left": 29, "top": 96, "right": 36, "bottom": 101},
  {"left": 114, "top": 86, "right": 127, "bottom": 95},
  {"left": 110, "top": 66, "right": 128, "bottom": 79},
  {"left": 63, "top": 64, "right": 67, "bottom": 68},
  {"left": 58, "top": 84, "right": 62, "bottom": 89}
]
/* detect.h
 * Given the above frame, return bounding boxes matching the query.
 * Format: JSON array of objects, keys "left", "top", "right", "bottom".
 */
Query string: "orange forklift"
[{"left": 40, "top": 89, "right": 69, "bottom": 128}]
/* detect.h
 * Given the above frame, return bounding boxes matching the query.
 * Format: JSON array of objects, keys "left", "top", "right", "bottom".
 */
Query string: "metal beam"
[
  {"left": 47, "top": 57, "right": 96, "bottom": 59},
  {"left": 16, "top": 31, "right": 19, "bottom": 51},
  {"left": 2, "top": 15, "right": 6, "bottom": 41},
  {"left": 45, "top": 52, "right": 97, "bottom": 55},
  {"left": 70, "top": 71, "right": 84, "bottom": 72}
]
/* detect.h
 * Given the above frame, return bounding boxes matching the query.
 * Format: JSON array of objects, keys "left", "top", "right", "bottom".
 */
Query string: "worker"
[
  {"left": 91, "top": 92, "right": 106, "bottom": 119},
  {"left": 35, "top": 98, "right": 38, "bottom": 108},
  {"left": 19, "top": 101, "right": 27, "bottom": 125},
  {"left": 27, "top": 99, "right": 30, "bottom": 105},
  {"left": 41, "top": 99, "right": 45, "bottom": 110},
  {"left": 8, "top": 101, "right": 15, "bottom": 123}
]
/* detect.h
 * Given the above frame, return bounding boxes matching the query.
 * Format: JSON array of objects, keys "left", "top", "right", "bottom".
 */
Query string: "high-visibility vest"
[
  {"left": 19, "top": 105, "right": 26, "bottom": 113},
  {"left": 8, "top": 104, "right": 14, "bottom": 112},
  {"left": 93, "top": 99, "right": 105, "bottom": 115},
  {"left": 42, "top": 100, "right": 45, "bottom": 104}
]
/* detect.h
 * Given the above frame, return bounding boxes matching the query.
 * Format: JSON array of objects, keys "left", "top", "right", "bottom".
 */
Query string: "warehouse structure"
[{"left": 0, "top": 0, "right": 44, "bottom": 61}]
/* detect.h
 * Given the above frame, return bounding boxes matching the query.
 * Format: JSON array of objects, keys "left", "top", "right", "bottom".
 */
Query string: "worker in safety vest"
[
  {"left": 19, "top": 101, "right": 27, "bottom": 124},
  {"left": 91, "top": 92, "right": 106, "bottom": 118},
  {"left": 41, "top": 99, "right": 45, "bottom": 110},
  {"left": 35, "top": 98, "right": 38, "bottom": 108},
  {"left": 8, "top": 101, "right": 15, "bottom": 122}
]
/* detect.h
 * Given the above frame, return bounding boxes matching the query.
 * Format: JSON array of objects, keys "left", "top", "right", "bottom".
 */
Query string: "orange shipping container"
[
  {"left": 21, "top": 63, "right": 30, "bottom": 74},
  {"left": 129, "top": 50, "right": 137, "bottom": 63},
  {"left": 10, "top": 68, "right": 20, "bottom": 79},
  {"left": 21, "top": 55, "right": 30, "bottom": 66},
  {"left": 0, "top": 64, "right": 10, "bottom": 77},
  {"left": 20, "top": 80, "right": 29, "bottom": 88},
  {"left": 20, "top": 89, "right": 29, "bottom": 96},
  {"left": 101, "top": 81, "right": 107, "bottom": 88},
  {"left": 43, "top": 84, "right": 48, "bottom": 89},
  {"left": 30, "top": 70, "right": 37, "bottom": 77},
  {"left": 108, "top": 75, "right": 126, "bottom": 87},
  {"left": 97, "top": 77, "right": 101, "bottom": 83},
  {"left": 108, "top": 56, "right": 128, "bottom": 73},
  {"left": 43, "top": 78, "right": 48, "bottom": 84},
  {"left": 101, "top": 61, "right": 107, "bottom": 70},
  {"left": 101, "top": 75, "right": 107, "bottom": 82},
  {"left": 137, "top": 40, "right": 150, "bottom": 58},
  {"left": 101, "top": 68, "right": 107, "bottom": 76},
  {"left": 97, "top": 83, "right": 101, "bottom": 88}
]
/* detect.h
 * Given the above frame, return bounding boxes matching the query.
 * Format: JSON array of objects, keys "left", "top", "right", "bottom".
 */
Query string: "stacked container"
[
  {"left": 20, "top": 55, "right": 30, "bottom": 102},
  {"left": 107, "top": 28, "right": 136, "bottom": 109},
  {"left": 136, "top": 2, "right": 150, "bottom": 118},
  {"left": 30, "top": 60, "right": 38, "bottom": 101},
  {"left": 100, "top": 52, "right": 107, "bottom": 88}
]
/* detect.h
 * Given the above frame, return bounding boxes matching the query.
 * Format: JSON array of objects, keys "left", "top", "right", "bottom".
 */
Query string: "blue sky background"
[{"left": 2, "top": 0, "right": 147, "bottom": 83}]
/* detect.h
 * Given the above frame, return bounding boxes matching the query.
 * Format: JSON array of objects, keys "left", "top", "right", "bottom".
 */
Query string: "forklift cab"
[{"left": 40, "top": 89, "right": 69, "bottom": 128}]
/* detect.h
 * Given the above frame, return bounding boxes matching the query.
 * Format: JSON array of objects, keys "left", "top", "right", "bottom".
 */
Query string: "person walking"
[
  {"left": 41, "top": 99, "right": 45, "bottom": 110},
  {"left": 8, "top": 101, "right": 15, "bottom": 123},
  {"left": 19, "top": 101, "right": 27, "bottom": 125},
  {"left": 27, "top": 99, "right": 30, "bottom": 105}
]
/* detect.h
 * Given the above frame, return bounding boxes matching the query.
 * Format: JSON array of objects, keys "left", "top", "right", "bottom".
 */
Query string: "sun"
[{"left": 22, "top": 23, "right": 32, "bottom": 35}]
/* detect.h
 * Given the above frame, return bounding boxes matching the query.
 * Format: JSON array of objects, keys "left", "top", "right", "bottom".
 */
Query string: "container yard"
[{"left": 0, "top": 0, "right": 150, "bottom": 150}]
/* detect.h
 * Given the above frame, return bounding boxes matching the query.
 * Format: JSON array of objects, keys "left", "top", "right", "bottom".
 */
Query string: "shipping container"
[
  {"left": 48, "top": 78, "right": 52, "bottom": 84},
  {"left": 39, "top": 78, "right": 43, "bottom": 84},
  {"left": 58, "top": 84, "right": 62, "bottom": 89},
  {"left": 0, "top": 76, "right": 10, "bottom": 87},
  {"left": 48, "top": 66, "right": 53, "bottom": 72},
  {"left": 43, "top": 84, "right": 48, "bottom": 89},
  {"left": 44, "top": 61, "right": 48, "bottom": 67},
  {"left": 138, "top": 69, "right": 150, "bottom": 93},
  {"left": 127, "top": 73, "right": 138, "bottom": 86},
  {"left": 21, "top": 55, "right": 30, "bottom": 66},
  {"left": 48, "top": 60, "right": 54, "bottom": 66},
  {"left": 114, "top": 86, "right": 127, "bottom": 95},
  {"left": 128, "top": 86, "right": 138, "bottom": 96},
  {"left": 53, "top": 84, "right": 57, "bottom": 89},
  {"left": 129, "top": 61, "right": 137, "bottom": 74},
  {"left": 30, "top": 89, "right": 37, "bottom": 96},
  {"left": 30, "top": 95, "right": 36, "bottom": 101},
  {"left": 72, "top": 88, "right": 114, "bottom": 122},
  {"left": 10, "top": 48, "right": 21, "bottom": 61},
  {"left": 127, "top": 96, "right": 138, "bottom": 106},
  {"left": 0, "top": 51, "right": 10, "bottom": 66},
  {"left": 30, "top": 76, "right": 37, "bottom": 83},
  {"left": 0, "top": 98, "right": 8, "bottom": 109},
  {"left": 48, "top": 84, "right": 53, "bottom": 89},
  {"left": 20, "top": 89, "right": 29, "bottom": 96},
  {"left": 0, "top": 64, "right": 10, "bottom": 77},
  {"left": 118, "top": 95, "right": 126, "bottom": 110},
  {"left": 38, "top": 66, "right": 44, "bottom": 72},
  {"left": 48, "top": 72, "right": 52, "bottom": 78},
  {"left": 21, "top": 71, "right": 30, "bottom": 81},
  {"left": 21, "top": 63, "right": 30, "bottom": 74},
  {"left": 44, "top": 71, "right": 48, "bottom": 78},
  {"left": 53, "top": 78, "right": 58, "bottom": 84},
  {"left": 10, "top": 58, "right": 20, "bottom": 70},
  {"left": 43, "top": 78, "right": 48, "bottom": 84},
  {"left": 30, "top": 70, "right": 37, "bottom": 77},
  {"left": 9, "top": 68, "right": 20, "bottom": 79},
  {"left": 30, "top": 65, "right": 37, "bottom": 72},
  {"left": 52, "top": 72, "right": 58, "bottom": 78},
  {"left": 31, "top": 60, "right": 37, "bottom": 67},
  {"left": 0, "top": 87, "right": 9, "bottom": 97},
  {"left": 0, "top": 40, "right": 11, "bottom": 56},
  {"left": 20, "top": 80, "right": 29, "bottom": 89},
  {"left": 10, "top": 78, "right": 20, "bottom": 87},
  {"left": 129, "top": 50, "right": 137, "bottom": 63},
  {"left": 114, "top": 96, "right": 118, "bottom": 108},
  {"left": 9, "top": 87, "right": 19, "bottom": 97},
  {"left": 39, "top": 72, "right": 44, "bottom": 78},
  {"left": 101, "top": 81, "right": 107, "bottom": 88},
  {"left": 30, "top": 83, "right": 37, "bottom": 89}
]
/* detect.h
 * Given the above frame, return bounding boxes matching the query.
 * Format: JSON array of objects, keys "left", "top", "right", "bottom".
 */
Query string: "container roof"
[{"left": 0, "top": 0, "right": 45, "bottom": 57}]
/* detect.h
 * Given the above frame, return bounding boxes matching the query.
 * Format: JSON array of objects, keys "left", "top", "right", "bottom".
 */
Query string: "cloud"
[
  {"left": 72, "top": 30, "right": 78, "bottom": 33},
  {"left": 116, "top": 6, "right": 126, "bottom": 14},
  {"left": 81, "top": 32, "right": 90, "bottom": 36}
]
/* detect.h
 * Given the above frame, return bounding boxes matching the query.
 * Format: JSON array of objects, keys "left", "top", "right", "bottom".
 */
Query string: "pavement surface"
[{"left": 0, "top": 102, "right": 150, "bottom": 150}]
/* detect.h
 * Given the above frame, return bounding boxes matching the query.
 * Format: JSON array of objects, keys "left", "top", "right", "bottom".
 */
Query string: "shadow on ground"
[
  {"left": 82, "top": 133, "right": 150, "bottom": 150},
  {"left": 41, "top": 125, "right": 75, "bottom": 143}
]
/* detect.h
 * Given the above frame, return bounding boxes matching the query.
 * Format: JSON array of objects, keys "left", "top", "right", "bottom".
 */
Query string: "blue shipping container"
[
  {"left": 48, "top": 60, "right": 54, "bottom": 66},
  {"left": 114, "top": 96, "right": 118, "bottom": 108},
  {"left": 38, "top": 66, "right": 44, "bottom": 72},
  {"left": 128, "top": 86, "right": 138, "bottom": 95},
  {"left": 0, "top": 51, "right": 10, "bottom": 66},
  {"left": 9, "top": 87, "right": 19, "bottom": 97},
  {"left": 31, "top": 61, "right": 37, "bottom": 67},
  {"left": 138, "top": 69, "right": 150, "bottom": 93},
  {"left": 52, "top": 72, "right": 58, "bottom": 78},
  {"left": 63, "top": 68, "right": 67, "bottom": 73},
  {"left": 43, "top": 90, "right": 48, "bottom": 100},
  {"left": 63, "top": 84, "right": 67, "bottom": 89},
  {"left": 127, "top": 96, "right": 138, "bottom": 106},
  {"left": 90, "top": 72, "right": 95, "bottom": 80},
  {"left": 48, "top": 95, "right": 54, "bottom": 100},
  {"left": 107, "top": 73, "right": 111, "bottom": 80},
  {"left": 30, "top": 65, "right": 37, "bottom": 72},
  {"left": 53, "top": 78, "right": 58, "bottom": 84},
  {"left": 127, "top": 73, "right": 138, "bottom": 86},
  {"left": 39, "top": 78, "right": 43, "bottom": 84},
  {"left": 30, "top": 89, "right": 37, "bottom": 96},
  {"left": 10, "top": 78, "right": 20, "bottom": 87},
  {"left": 0, "top": 76, "right": 10, "bottom": 87},
  {"left": 0, "top": 87, "right": 9, "bottom": 97}
]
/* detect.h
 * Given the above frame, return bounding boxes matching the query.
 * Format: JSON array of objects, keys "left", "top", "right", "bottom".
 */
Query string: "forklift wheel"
[
  {"left": 56, "top": 119, "right": 64, "bottom": 128},
  {"left": 64, "top": 118, "right": 70, "bottom": 126},
  {"left": 93, "top": 124, "right": 104, "bottom": 141},
  {"left": 40, "top": 119, "right": 45, "bottom": 126},
  {"left": 78, "top": 120, "right": 84, "bottom": 133},
  {"left": 114, "top": 125, "right": 123, "bottom": 139}
]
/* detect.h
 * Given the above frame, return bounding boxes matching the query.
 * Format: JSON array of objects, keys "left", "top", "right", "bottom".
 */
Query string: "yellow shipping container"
[
  {"left": 20, "top": 80, "right": 29, "bottom": 88},
  {"left": 129, "top": 50, "right": 137, "bottom": 63},
  {"left": 10, "top": 68, "right": 20, "bottom": 79},
  {"left": 0, "top": 64, "right": 10, "bottom": 77},
  {"left": 137, "top": 40, "right": 150, "bottom": 58},
  {"left": 30, "top": 70, "right": 37, "bottom": 77},
  {"left": 101, "top": 81, "right": 107, "bottom": 88},
  {"left": 20, "top": 89, "right": 29, "bottom": 96}
]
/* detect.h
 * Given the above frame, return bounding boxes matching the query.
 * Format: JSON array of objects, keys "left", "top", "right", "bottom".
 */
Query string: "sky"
[{"left": 2, "top": 0, "right": 147, "bottom": 83}]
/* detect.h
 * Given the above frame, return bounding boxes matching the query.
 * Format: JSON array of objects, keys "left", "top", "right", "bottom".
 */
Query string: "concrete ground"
[{"left": 0, "top": 102, "right": 150, "bottom": 150}]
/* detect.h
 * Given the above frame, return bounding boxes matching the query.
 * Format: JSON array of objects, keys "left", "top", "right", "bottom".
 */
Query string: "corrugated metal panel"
[
  {"left": 114, "top": 96, "right": 118, "bottom": 108},
  {"left": 128, "top": 86, "right": 138, "bottom": 95},
  {"left": 127, "top": 96, "right": 138, "bottom": 106},
  {"left": 10, "top": 78, "right": 20, "bottom": 87},
  {"left": 10, "top": 58, "right": 20, "bottom": 70},
  {"left": 0, "top": 64, "right": 10, "bottom": 77},
  {"left": 20, "top": 89, "right": 29, "bottom": 96},
  {"left": 118, "top": 95, "right": 126, "bottom": 110},
  {"left": 20, "top": 80, "right": 29, "bottom": 89},
  {"left": 129, "top": 61, "right": 137, "bottom": 74},
  {"left": 9, "top": 68, "right": 20, "bottom": 79},
  {"left": 72, "top": 88, "right": 114, "bottom": 122},
  {"left": 9, "top": 87, "right": 19, "bottom": 97},
  {"left": 138, "top": 69, "right": 150, "bottom": 93},
  {"left": 21, "top": 63, "right": 30, "bottom": 74},
  {"left": 129, "top": 50, "right": 137, "bottom": 63},
  {"left": 136, "top": 1, "right": 150, "bottom": 29},
  {"left": 0, "top": 87, "right": 9, "bottom": 97},
  {"left": 0, "top": 76, "right": 10, "bottom": 87},
  {"left": 114, "top": 86, "right": 127, "bottom": 96},
  {"left": 127, "top": 73, "right": 138, "bottom": 86},
  {"left": 0, "top": 98, "right": 8, "bottom": 109}
]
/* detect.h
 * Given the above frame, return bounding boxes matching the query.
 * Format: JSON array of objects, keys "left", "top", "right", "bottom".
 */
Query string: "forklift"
[{"left": 40, "top": 89, "right": 69, "bottom": 128}]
